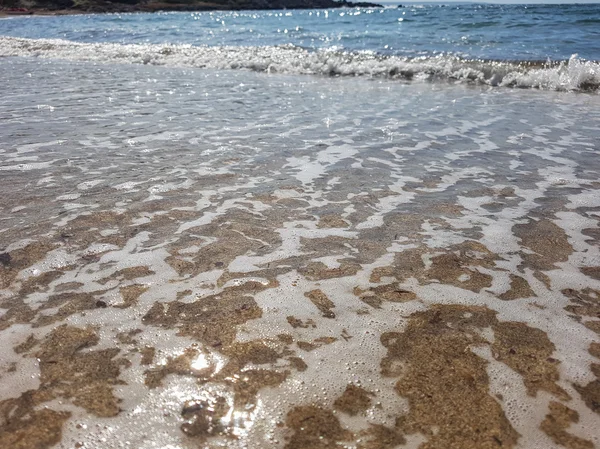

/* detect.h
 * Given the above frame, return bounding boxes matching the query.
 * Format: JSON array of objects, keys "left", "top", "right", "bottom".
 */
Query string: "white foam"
[
  {"left": 472, "top": 345, "right": 560, "bottom": 449},
  {"left": 18, "top": 248, "right": 79, "bottom": 280},
  {"left": 0, "top": 324, "right": 40, "bottom": 401},
  {"left": 1, "top": 37, "right": 599, "bottom": 92},
  {"left": 77, "top": 180, "right": 104, "bottom": 190},
  {"left": 56, "top": 193, "right": 82, "bottom": 201},
  {"left": 0, "top": 160, "right": 58, "bottom": 171}
]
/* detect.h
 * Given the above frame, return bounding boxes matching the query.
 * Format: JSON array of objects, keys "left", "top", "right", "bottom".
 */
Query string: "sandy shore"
[{"left": 0, "top": 57, "right": 599, "bottom": 449}]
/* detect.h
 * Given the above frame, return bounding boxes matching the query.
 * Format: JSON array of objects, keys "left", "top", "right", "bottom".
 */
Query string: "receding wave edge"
[{"left": 1, "top": 36, "right": 599, "bottom": 92}]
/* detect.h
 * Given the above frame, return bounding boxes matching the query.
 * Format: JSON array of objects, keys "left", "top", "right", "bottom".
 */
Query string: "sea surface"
[
  {"left": 1, "top": 3, "right": 600, "bottom": 89},
  {"left": 1, "top": 4, "right": 600, "bottom": 449}
]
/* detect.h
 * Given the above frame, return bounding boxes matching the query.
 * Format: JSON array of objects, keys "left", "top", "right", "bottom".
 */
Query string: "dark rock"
[
  {"left": 4, "top": 0, "right": 383, "bottom": 13},
  {"left": 0, "top": 253, "right": 11, "bottom": 267}
]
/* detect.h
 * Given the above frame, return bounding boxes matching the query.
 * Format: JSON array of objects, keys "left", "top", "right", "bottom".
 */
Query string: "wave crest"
[{"left": 1, "top": 36, "right": 599, "bottom": 92}]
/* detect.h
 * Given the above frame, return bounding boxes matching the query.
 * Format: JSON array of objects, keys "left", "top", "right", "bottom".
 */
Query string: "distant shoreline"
[{"left": 0, "top": 1, "right": 384, "bottom": 18}]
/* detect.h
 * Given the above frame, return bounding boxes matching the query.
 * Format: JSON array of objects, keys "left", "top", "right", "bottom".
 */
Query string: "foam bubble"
[{"left": 1, "top": 37, "right": 598, "bottom": 92}]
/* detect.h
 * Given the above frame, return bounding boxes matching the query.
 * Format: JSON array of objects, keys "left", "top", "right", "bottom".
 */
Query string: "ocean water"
[
  {"left": 1, "top": 5, "right": 600, "bottom": 449},
  {"left": 1, "top": 4, "right": 600, "bottom": 89}
]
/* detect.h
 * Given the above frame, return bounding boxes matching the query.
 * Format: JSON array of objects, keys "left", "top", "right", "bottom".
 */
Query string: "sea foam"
[{"left": 1, "top": 36, "right": 599, "bottom": 92}]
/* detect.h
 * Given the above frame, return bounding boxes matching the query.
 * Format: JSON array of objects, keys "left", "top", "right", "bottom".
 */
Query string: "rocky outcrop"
[{"left": 2, "top": 0, "right": 383, "bottom": 14}]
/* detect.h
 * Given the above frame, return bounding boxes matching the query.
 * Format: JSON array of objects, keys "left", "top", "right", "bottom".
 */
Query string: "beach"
[{"left": 1, "top": 5, "right": 600, "bottom": 449}]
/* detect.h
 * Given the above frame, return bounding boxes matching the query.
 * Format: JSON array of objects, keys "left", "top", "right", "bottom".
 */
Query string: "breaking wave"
[{"left": 1, "top": 36, "right": 599, "bottom": 92}]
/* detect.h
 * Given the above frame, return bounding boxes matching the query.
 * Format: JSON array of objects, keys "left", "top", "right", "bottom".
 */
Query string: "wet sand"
[{"left": 0, "top": 59, "right": 599, "bottom": 449}]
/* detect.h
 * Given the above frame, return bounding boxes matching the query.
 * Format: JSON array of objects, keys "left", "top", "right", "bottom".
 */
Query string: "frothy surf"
[{"left": 2, "top": 36, "right": 599, "bottom": 92}]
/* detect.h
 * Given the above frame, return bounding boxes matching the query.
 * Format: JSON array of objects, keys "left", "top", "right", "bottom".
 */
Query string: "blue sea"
[
  {"left": 1, "top": 3, "right": 600, "bottom": 89},
  {"left": 1, "top": 4, "right": 600, "bottom": 449}
]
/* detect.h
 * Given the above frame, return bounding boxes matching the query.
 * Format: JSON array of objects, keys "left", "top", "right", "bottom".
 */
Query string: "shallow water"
[{"left": 1, "top": 57, "right": 599, "bottom": 448}]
